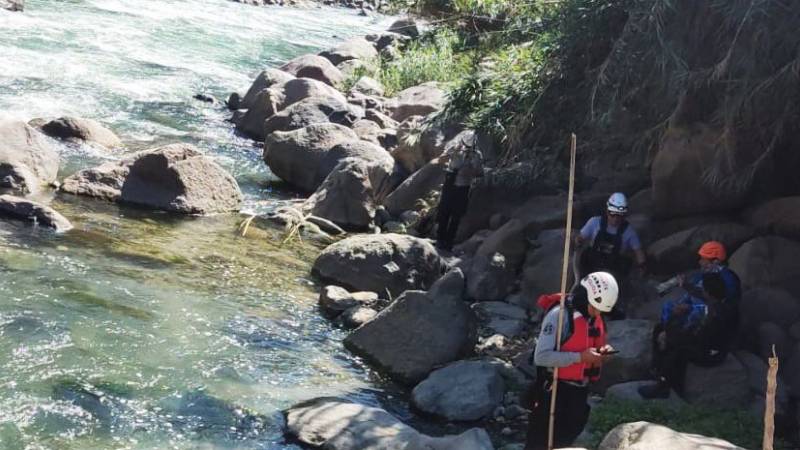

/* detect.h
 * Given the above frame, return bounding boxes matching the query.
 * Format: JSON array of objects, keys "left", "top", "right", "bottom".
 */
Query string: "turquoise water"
[{"left": 0, "top": 2, "right": 394, "bottom": 448}]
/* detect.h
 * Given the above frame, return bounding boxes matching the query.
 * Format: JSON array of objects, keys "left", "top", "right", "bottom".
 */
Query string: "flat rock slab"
[
  {"left": 598, "top": 421, "right": 745, "bottom": 450},
  {"left": 33, "top": 116, "right": 122, "bottom": 149},
  {"left": 285, "top": 397, "right": 494, "bottom": 450},
  {"left": 595, "top": 320, "right": 653, "bottom": 392},
  {"left": 411, "top": 359, "right": 505, "bottom": 421},
  {"left": 0, "top": 195, "right": 72, "bottom": 232}
]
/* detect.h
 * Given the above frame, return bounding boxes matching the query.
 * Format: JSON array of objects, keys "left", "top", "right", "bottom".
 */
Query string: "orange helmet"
[{"left": 698, "top": 241, "right": 727, "bottom": 261}]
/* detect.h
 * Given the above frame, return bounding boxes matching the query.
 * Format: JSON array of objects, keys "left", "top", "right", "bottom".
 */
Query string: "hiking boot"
[{"left": 637, "top": 381, "right": 670, "bottom": 399}]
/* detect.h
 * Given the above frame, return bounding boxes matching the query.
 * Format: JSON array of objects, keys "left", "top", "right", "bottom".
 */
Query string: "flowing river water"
[{"left": 0, "top": 1, "right": 398, "bottom": 448}]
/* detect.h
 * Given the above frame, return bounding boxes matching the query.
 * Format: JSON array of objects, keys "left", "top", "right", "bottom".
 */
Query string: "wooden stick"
[
  {"left": 763, "top": 345, "right": 779, "bottom": 450},
  {"left": 547, "top": 133, "right": 578, "bottom": 450}
]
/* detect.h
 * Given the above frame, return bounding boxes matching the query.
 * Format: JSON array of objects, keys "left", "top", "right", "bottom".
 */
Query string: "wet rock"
[
  {"left": 237, "top": 78, "right": 346, "bottom": 140},
  {"left": 239, "top": 68, "right": 295, "bottom": 110},
  {"left": 386, "top": 82, "right": 446, "bottom": 122},
  {"left": 263, "top": 95, "right": 364, "bottom": 137},
  {"left": 165, "top": 390, "right": 267, "bottom": 439},
  {"left": 745, "top": 196, "right": 800, "bottom": 240},
  {"left": 226, "top": 92, "right": 241, "bottom": 110},
  {"left": 278, "top": 54, "right": 344, "bottom": 86},
  {"left": 285, "top": 397, "right": 493, "bottom": 450},
  {"left": 0, "top": 120, "right": 59, "bottom": 194},
  {"left": 61, "top": 143, "right": 242, "bottom": 214},
  {"left": 388, "top": 18, "right": 420, "bottom": 38},
  {"left": 0, "top": 0, "right": 23, "bottom": 11},
  {"left": 646, "top": 222, "right": 754, "bottom": 275},
  {"left": 595, "top": 320, "right": 653, "bottom": 392},
  {"left": 313, "top": 233, "right": 443, "bottom": 297},
  {"left": 411, "top": 359, "right": 505, "bottom": 421},
  {"left": 319, "top": 285, "right": 378, "bottom": 317},
  {"left": 0, "top": 195, "right": 72, "bottom": 232},
  {"left": 344, "top": 289, "right": 478, "bottom": 385},
  {"left": 339, "top": 306, "right": 377, "bottom": 328},
  {"left": 729, "top": 236, "right": 800, "bottom": 295},
  {"left": 193, "top": 93, "right": 216, "bottom": 104},
  {"left": 598, "top": 421, "right": 745, "bottom": 450},
  {"left": 319, "top": 37, "right": 378, "bottom": 66},
  {"left": 264, "top": 124, "right": 380, "bottom": 193},
  {"left": 366, "top": 31, "right": 411, "bottom": 52},
  {"left": 383, "top": 159, "right": 445, "bottom": 216},
  {"left": 33, "top": 116, "right": 122, "bottom": 149},
  {"left": 683, "top": 354, "right": 750, "bottom": 407},
  {"left": 51, "top": 380, "right": 116, "bottom": 430}
]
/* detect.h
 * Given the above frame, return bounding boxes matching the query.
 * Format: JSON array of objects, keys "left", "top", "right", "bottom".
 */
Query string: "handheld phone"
[{"left": 600, "top": 349, "right": 620, "bottom": 355}]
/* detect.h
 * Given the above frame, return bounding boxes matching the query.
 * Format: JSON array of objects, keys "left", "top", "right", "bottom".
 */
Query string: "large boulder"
[
  {"left": 263, "top": 123, "right": 368, "bottom": 192},
  {"left": 683, "top": 354, "right": 750, "bottom": 407},
  {"left": 278, "top": 54, "right": 344, "bottom": 87},
  {"left": 745, "top": 196, "right": 800, "bottom": 240},
  {"left": 388, "top": 18, "right": 420, "bottom": 38},
  {"left": 313, "top": 233, "right": 443, "bottom": 297},
  {"left": 646, "top": 222, "right": 754, "bottom": 275},
  {"left": 383, "top": 159, "right": 445, "bottom": 216},
  {"left": 729, "top": 236, "right": 800, "bottom": 295},
  {"left": 236, "top": 78, "right": 347, "bottom": 140},
  {"left": 351, "top": 76, "right": 385, "bottom": 97},
  {"left": 651, "top": 125, "right": 747, "bottom": 218},
  {"left": 739, "top": 287, "right": 800, "bottom": 331},
  {"left": 262, "top": 95, "right": 364, "bottom": 137},
  {"left": 386, "top": 82, "right": 446, "bottom": 122},
  {"left": 285, "top": 397, "right": 493, "bottom": 450},
  {"left": 466, "top": 219, "right": 528, "bottom": 301},
  {"left": 391, "top": 116, "right": 461, "bottom": 173},
  {"left": 344, "top": 289, "right": 478, "bottom": 384},
  {"left": 366, "top": 31, "right": 411, "bottom": 52},
  {"left": 61, "top": 144, "right": 242, "bottom": 214},
  {"left": 595, "top": 320, "right": 653, "bottom": 392},
  {"left": 0, "top": 195, "right": 72, "bottom": 231},
  {"left": 239, "top": 68, "right": 295, "bottom": 110},
  {"left": 33, "top": 116, "right": 122, "bottom": 149},
  {"left": 598, "top": 421, "right": 745, "bottom": 450},
  {"left": 0, "top": 120, "right": 59, "bottom": 194},
  {"left": 303, "top": 155, "right": 396, "bottom": 230},
  {"left": 785, "top": 342, "right": 800, "bottom": 398},
  {"left": 411, "top": 359, "right": 505, "bottom": 421},
  {"left": 319, "top": 37, "right": 379, "bottom": 66},
  {"left": 520, "top": 229, "right": 574, "bottom": 301}
]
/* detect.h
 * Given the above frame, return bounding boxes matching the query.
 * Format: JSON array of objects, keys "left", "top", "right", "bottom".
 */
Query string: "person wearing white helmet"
[
  {"left": 575, "top": 192, "right": 645, "bottom": 285},
  {"left": 524, "top": 272, "right": 619, "bottom": 450}
]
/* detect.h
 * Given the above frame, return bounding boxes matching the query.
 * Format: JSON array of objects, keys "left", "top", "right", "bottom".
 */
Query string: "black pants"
[
  {"left": 436, "top": 172, "right": 469, "bottom": 249},
  {"left": 651, "top": 324, "right": 725, "bottom": 393},
  {"left": 525, "top": 380, "right": 589, "bottom": 450}
]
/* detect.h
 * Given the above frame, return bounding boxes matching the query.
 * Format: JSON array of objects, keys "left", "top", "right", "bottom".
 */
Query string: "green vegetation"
[{"left": 587, "top": 398, "right": 789, "bottom": 450}]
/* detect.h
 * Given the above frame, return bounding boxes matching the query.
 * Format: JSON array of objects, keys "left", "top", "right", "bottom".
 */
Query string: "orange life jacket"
[{"left": 558, "top": 310, "right": 606, "bottom": 382}]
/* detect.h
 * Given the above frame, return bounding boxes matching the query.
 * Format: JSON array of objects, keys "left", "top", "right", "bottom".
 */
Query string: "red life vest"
[{"left": 558, "top": 310, "right": 606, "bottom": 382}]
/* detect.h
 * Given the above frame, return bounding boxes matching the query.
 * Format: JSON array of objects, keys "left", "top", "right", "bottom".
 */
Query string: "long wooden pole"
[
  {"left": 763, "top": 345, "right": 779, "bottom": 450},
  {"left": 547, "top": 133, "right": 578, "bottom": 450}
]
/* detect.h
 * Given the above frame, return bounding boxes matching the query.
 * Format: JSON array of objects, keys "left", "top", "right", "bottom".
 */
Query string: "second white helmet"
[
  {"left": 581, "top": 271, "right": 619, "bottom": 313},
  {"left": 607, "top": 192, "right": 628, "bottom": 215}
]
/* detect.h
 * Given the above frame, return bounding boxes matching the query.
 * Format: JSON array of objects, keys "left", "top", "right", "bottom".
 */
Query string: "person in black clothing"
[
  {"left": 436, "top": 140, "right": 483, "bottom": 250},
  {"left": 638, "top": 272, "right": 737, "bottom": 398}
]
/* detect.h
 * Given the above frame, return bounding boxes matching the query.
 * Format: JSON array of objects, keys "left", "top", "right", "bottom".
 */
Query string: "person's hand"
[
  {"left": 598, "top": 344, "right": 616, "bottom": 355},
  {"left": 579, "top": 348, "right": 605, "bottom": 365}
]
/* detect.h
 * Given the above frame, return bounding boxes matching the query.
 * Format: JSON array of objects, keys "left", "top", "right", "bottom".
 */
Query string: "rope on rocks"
[{"left": 547, "top": 133, "right": 577, "bottom": 450}]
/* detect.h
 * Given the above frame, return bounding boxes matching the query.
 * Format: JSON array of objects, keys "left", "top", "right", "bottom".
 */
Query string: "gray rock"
[
  {"left": 598, "top": 421, "right": 745, "bottom": 450},
  {"left": 0, "top": 195, "right": 72, "bottom": 232},
  {"left": 467, "top": 220, "right": 528, "bottom": 301},
  {"left": 521, "top": 229, "right": 575, "bottom": 301},
  {"left": 646, "top": 223, "right": 754, "bottom": 275},
  {"left": 785, "top": 342, "right": 800, "bottom": 397},
  {"left": 386, "top": 82, "right": 446, "bottom": 122},
  {"left": 366, "top": 31, "right": 411, "bottom": 51},
  {"left": 730, "top": 236, "right": 800, "bottom": 295},
  {"left": 596, "top": 320, "right": 653, "bottom": 392},
  {"left": 365, "top": 109, "right": 399, "bottom": 130},
  {"left": 739, "top": 287, "right": 800, "bottom": 330},
  {"left": 391, "top": 116, "right": 459, "bottom": 173},
  {"left": 0, "top": 120, "right": 59, "bottom": 194},
  {"left": 351, "top": 76, "right": 385, "bottom": 97},
  {"left": 757, "top": 322, "right": 791, "bottom": 361},
  {"left": 388, "top": 18, "right": 420, "bottom": 38},
  {"left": 605, "top": 381, "right": 685, "bottom": 407},
  {"left": 303, "top": 155, "right": 395, "bottom": 230},
  {"left": 384, "top": 159, "right": 445, "bottom": 216},
  {"left": 226, "top": 92, "right": 241, "bottom": 110},
  {"left": 411, "top": 359, "right": 505, "bottom": 421},
  {"left": 319, "top": 285, "right": 378, "bottom": 317},
  {"left": 735, "top": 351, "right": 789, "bottom": 407},
  {"left": 263, "top": 95, "right": 364, "bottom": 137},
  {"left": 340, "top": 306, "right": 378, "bottom": 328},
  {"left": 745, "top": 196, "right": 800, "bottom": 240},
  {"left": 319, "top": 37, "right": 379, "bottom": 66},
  {"left": 351, "top": 119, "right": 383, "bottom": 145},
  {"left": 278, "top": 54, "right": 344, "bottom": 87},
  {"left": 683, "top": 353, "right": 750, "bottom": 407},
  {"left": 285, "top": 397, "right": 494, "bottom": 450},
  {"left": 262, "top": 123, "right": 361, "bottom": 192},
  {"left": 239, "top": 68, "right": 295, "bottom": 110},
  {"left": 33, "top": 116, "right": 122, "bottom": 149},
  {"left": 347, "top": 91, "right": 385, "bottom": 111},
  {"left": 0, "top": 0, "right": 23, "bottom": 11},
  {"left": 399, "top": 210, "right": 420, "bottom": 226},
  {"left": 313, "top": 233, "right": 443, "bottom": 297},
  {"left": 344, "top": 289, "right": 477, "bottom": 384},
  {"left": 305, "top": 215, "right": 345, "bottom": 235},
  {"left": 485, "top": 318, "right": 526, "bottom": 339},
  {"left": 473, "top": 302, "right": 527, "bottom": 321},
  {"left": 382, "top": 220, "right": 406, "bottom": 233},
  {"left": 61, "top": 144, "right": 242, "bottom": 214},
  {"left": 428, "top": 268, "right": 466, "bottom": 302}
]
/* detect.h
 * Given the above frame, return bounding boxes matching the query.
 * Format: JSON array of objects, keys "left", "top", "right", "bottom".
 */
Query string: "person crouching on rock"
[
  {"left": 638, "top": 272, "right": 736, "bottom": 399},
  {"left": 525, "top": 271, "right": 619, "bottom": 450},
  {"left": 435, "top": 136, "right": 483, "bottom": 251},
  {"left": 657, "top": 240, "right": 742, "bottom": 304}
]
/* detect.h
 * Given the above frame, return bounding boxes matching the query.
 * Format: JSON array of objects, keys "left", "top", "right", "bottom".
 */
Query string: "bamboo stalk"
[
  {"left": 763, "top": 345, "right": 778, "bottom": 450},
  {"left": 547, "top": 133, "right": 578, "bottom": 450}
]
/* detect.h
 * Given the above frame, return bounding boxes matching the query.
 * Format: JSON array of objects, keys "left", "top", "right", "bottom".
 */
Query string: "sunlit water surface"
[{"left": 0, "top": 1, "right": 397, "bottom": 448}]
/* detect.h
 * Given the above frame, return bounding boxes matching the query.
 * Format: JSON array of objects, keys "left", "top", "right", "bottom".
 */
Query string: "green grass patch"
[{"left": 587, "top": 398, "right": 789, "bottom": 450}]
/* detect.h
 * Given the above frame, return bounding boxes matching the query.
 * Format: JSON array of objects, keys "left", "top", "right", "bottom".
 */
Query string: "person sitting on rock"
[
  {"left": 575, "top": 192, "right": 646, "bottom": 280},
  {"left": 435, "top": 136, "right": 483, "bottom": 251},
  {"left": 525, "top": 272, "right": 619, "bottom": 450},
  {"left": 638, "top": 272, "right": 737, "bottom": 399}
]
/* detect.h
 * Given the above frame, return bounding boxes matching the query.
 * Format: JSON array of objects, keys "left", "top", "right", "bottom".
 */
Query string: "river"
[{"left": 0, "top": 1, "right": 395, "bottom": 448}]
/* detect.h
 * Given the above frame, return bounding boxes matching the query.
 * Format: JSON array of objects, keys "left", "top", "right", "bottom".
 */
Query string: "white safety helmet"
[
  {"left": 607, "top": 192, "right": 628, "bottom": 215},
  {"left": 581, "top": 271, "right": 619, "bottom": 313}
]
